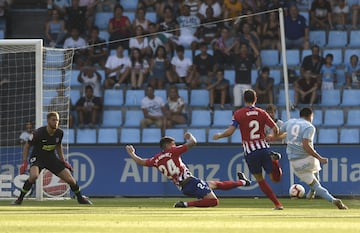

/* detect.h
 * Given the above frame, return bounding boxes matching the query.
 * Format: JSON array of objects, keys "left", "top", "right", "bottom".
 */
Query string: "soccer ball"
[{"left": 289, "top": 184, "right": 305, "bottom": 198}]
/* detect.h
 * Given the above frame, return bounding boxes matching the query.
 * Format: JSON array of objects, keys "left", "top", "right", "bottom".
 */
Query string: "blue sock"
[{"left": 311, "top": 181, "right": 335, "bottom": 202}]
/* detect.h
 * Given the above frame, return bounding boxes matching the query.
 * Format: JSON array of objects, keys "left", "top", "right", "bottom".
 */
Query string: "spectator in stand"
[
  {"left": 174, "top": 4, "right": 202, "bottom": 51},
  {"left": 254, "top": 67, "right": 274, "bottom": 105},
  {"left": 267, "top": 0, "right": 287, "bottom": 10},
  {"left": 351, "top": 0, "right": 360, "bottom": 29},
  {"left": 207, "top": 69, "right": 230, "bottom": 111},
  {"left": 193, "top": 42, "right": 217, "bottom": 88},
  {"left": 170, "top": 45, "right": 197, "bottom": 88},
  {"left": 77, "top": 66, "right": 103, "bottom": 98},
  {"left": 284, "top": 3, "right": 309, "bottom": 50},
  {"left": 130, "top": 48, "right": 150, "bottom": 90},
  {"left": 156, "top": 0, "right": 181, "bottom": 21},
  {"left": 213, "top": 27, "right": 238, "bottom": 70},
  {"left": 293, "top": 69, "right": 319, "bottom": 109},
  {"left": 183, "top": 0, "right": 201, "bottom": 17},
  {"left": 104, "top": 44, "right": 131, "bottom": 89},
  {"left": 44, "top": 9, "right": 67, "bottom": 48},
  {"left": 147, "top": 22, "right": 172, "bottom": 57},
  {"left": 163, "top": 85, "right": 188, "bottom": 133},
  {"left": 58, "top": 0, "right": 88, "bottom": 35},
  {"left": 50, "top": 0, "right": 71, "bottom": 16},
  {"left": 48, "top": 84, "right": 73, "bottom": 128},
  {"left": 261, "top": 11, "right": 281, "bottom": 50},
  {"left": 301, "top": 45, "right": 325, "bottom": 81},
  {"left": 133, "top": 7, "right": 152, "bottom": 33},
  {"left": 78, "top": 0, "right": 99, "bottom": 34},
  {"left": 310, "top": 0, "right": 333, "bottom": 30},
  {"left": 238, "top": 22, "right": 260, "bottom": 54},
  {"left": 345, "top": 54, "right": 360, "bottom": 89},
  {"left": 86, "top": 26, "right": 108, "bottom": 69},
  {"left": 19, "top": 121, "right": 34, "bottom": 145},
  {"left": 158, "top": 5, "right": 178, "bottom": 39},
  {"left": 76, "top": 85, "right": 102, "bottom": 128},
  {"left": 264, "top": 104, "right": 284, "bottom": 145},
  {"left": 199, "top": 5, "right": 221, "bottom": 45},
  {"left": 222, "top": 0, "right": 243, "bottom": 22},
  {"left": 108, "top": 4, "right": 132, "bottom": 50},
  {"left": 231, "top": 43, "right": 260, "bottom": 109},
  {"left": 198, "top": 0, "right": 222, "bottom": 20},
  {"left": 320, "top": 53, "right": 337, "bottom": 90},
  {"left": 129, "top": 25, "right": 151, "bottom": 58},
  {"left": 332, "top": 0, "right": 349, "bottom": 30},
  {"left": 63, "top": 27, "right": 88, "bottom": 69},
  {"left": 148, "top": 45, "right": 172, "bottom": 90},
  {"left": 0, "top": 0, "right": 11, "bottom": 35},
  {"left": 140, "top": 0, "right": 158, "bottom": 11},
  {"left": 237, "top": 10, "right": 262, "bottom": 40},
  {"left": 140, "top": 85, "right": 166, "bottom": 135}
]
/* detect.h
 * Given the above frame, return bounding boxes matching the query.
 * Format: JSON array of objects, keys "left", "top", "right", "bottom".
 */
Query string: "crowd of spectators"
[{"left": 34, "top": 0, "right": 360, "bottom": 131}]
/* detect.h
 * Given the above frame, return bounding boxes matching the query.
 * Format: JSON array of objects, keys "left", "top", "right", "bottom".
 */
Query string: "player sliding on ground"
[
  {"left": 125, "top": 132, "right": 251, "bottom": 208},
  {"left": 12, "top": 112, "right": 92, "bottom": 205}
]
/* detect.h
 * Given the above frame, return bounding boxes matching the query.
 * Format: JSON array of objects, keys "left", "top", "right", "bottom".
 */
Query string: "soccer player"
[
  {"left": 212, "top": 89, "right": 283, "bottom": 210},
  {"left": 12, "top": 112, "right": 92, "bottom": 205},
  {"left": 125, "top": 132, "right": 251, "bottom": 208},
  {"left": 278, "top": 107, "right": 348, "bottom": 209}
]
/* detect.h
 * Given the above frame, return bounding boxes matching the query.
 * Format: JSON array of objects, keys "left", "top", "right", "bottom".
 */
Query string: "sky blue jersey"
[{"left": 280, "top": 118, "right": 316, "bottom": 160}]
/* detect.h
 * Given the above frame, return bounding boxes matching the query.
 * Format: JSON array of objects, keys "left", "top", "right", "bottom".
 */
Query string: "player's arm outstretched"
[
  {"left": 126, "top": 145, "right": 147, "bottom": 166},
  {"left": 184, "top": 132, "right": 197, "bottom": 149},
  {"left": 212, "top": 125, "right": 236, "bottom": 140},
  {"left": 302, "top": 138, "right": 328, "bottom": 164}
]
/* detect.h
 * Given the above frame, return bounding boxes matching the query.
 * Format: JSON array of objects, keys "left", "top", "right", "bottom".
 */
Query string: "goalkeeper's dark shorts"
[{"left": 29, "top": 155, "right": 66, "bottom": 175}]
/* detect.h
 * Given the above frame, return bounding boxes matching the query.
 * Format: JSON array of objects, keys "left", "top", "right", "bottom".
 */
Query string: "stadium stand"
[
  {"left": 326, "top": 30, "right": 348, "bottom": 48},
  {"left": 76, "top": 129, "right": 97, "bottom": 144},
  {"left": 340, "top": 128, "right": 359, "bottom": 144},
  {"left": 102, "top": 110, "right": 122, "bottom": 127},
  {"left": 98, "top": 128, "right": 118, "bottom": 144},
  {"left": 120, "top": 128, "right": 141, "bottom": 144},
  {"left": 317, "top": 128, "right": 338, "bottom": 144},
  {"left": 323, "top": 109, "right": 344, "bottom": 127},
  {"left": 142, "top": 128, "right": 162, "bottom": 143}
]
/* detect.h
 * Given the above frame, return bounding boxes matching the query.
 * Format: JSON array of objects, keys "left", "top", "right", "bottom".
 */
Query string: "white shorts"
[{"left": 290, "top": 156, "right": 321, "bottom": 184}]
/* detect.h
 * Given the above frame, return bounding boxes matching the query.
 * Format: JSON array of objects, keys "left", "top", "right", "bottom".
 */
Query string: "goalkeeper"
[{"left": 12, "top": 112, "right": 92, "bottom": 205}]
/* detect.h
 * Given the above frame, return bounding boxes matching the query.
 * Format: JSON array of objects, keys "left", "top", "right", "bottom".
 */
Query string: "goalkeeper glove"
[
  {"left": 63, "top": 161, "right": 73, "bottom": 172},
  {"left": 19, "top": 161, "right": 28, "bottom": 174}
]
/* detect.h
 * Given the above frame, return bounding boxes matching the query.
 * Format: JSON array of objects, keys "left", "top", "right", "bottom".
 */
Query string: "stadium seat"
[
  {"left": 270, "top": 69, "right": 281, "bottom": 85},
  {"left": 154, "top": 89, "right": 167, "bottom": 101},
  {"left": 348, "top": 30, "right": 360, "bottom": 47},
  {"left": 0, "top": 29, "right": 4, "bottom": 39},
  {"left": 224, "top": 70, "right": 235, "bottom": 86},
  {"left": 312, "top": 109, "right": 323, "bottom": 126},
  {"left": 98, "top": 128, "right": 118, "bottom": 144},
  {"left": 190, "top": 110, "right": 211, "bottom": 127},
  {"left": 344, "top": 49, "right": 360, "bottom": 64},
  {"left": 186, "top": 128, "right": 207, "bottom": 143},
  {"left": 63, "top": 128, "right": 75, "bottom": 144},
  {"left": 299, "top": 11, "right": 309, "bottom": 24},
  {"left": 322, "top": 49, "right": 343, "bottom": 66},
  {"left": 323, "top": 109, "right": 344, "bottom": 126},
  {"left": 190, "top": 89, "right": 209, "bottom": 107},
  {"left": 71, "top": 69, "right": 81, "bottom": 88},
  {"left": 123, "top": 11, "right": 135, "bottom": 23},
  {"left": 43, "top": 70, "right": 62, "bottom": 85},
  {"left": 102, "top": 110, "right": 122, "bottom": 127},
  {"left": 327, "top": 30, "right": 348, "bottom": 48},
  {"left": 95, "top": 12, "right": 112, "bottom": 30},
  {"left": 142, "top": 128, "right": 162, "bottom": 143},
  {"left": 165, "top": 128, "right": 185, "bottom": 143},
  {"left": 317, "top": 128, "right": 338, "bottom": 144},
  {"left": 125, "top": 89, "right": 145, "bottom": 107},
  {"left": 43, "top": 89, "right": 58, "bottom": 106},
  {"left": 280, "top": 49, "right": 300, "bottom": 66},
  {"left": 76, "top": 129, "right": 97, "bottom": 144},
  {"left": 301, "top": 49, "right": 312, "bottom": 61},
  {"left": 208, "top": 128, "right": 229, "bottom": 143},
  {"left": 277, "top": 89, "right": 295, "bottom": 106},
  {"left": 251, "top": 69, "right": 259, "bottom": 85},
  {"left": 340, "top": 128, "right": 359, "bottom": 144},
  {"left": 321, "top": 89, "right": 341, "bottom": 106},
  {"left": 44, "top": 49, "right": 65, "bottom": 68},
  {"left": 104, "top": 89, "right": 124, "bottom": 107},
  {"left": 120, "top": 0, "right": 139, "bottom": 10},
  {"left": 260, "top": 50, "right": 279, "bottom": 67},
  {"left": 281, "top": 109, "right": 299, "bottom": 121},
  {"left": 346, "top": 109, "right": 360, "bottom": 126},
  {"left": 70, "top": 89, "right": 81, "bottom": 105},
  {"left": 178, "top": 89, "right": 189, "bottom": 104},
  {"left": 212, "top": 110, "right": 233, "bottom": 127},
  {"left": 336, "top": 69, "right": 345, "bottom": 87},
  {"left": 98, "top": 30, "right": 110, "bottom": 42},
  {"left": 123, "top": 110, "right": 143, "bottom": 127},
  {"left": 231, "top": 128, "right": 242, "bottom": 143},
  {"left": 146, "top": 11, "right": 157, "bottom": 23},
  {"left": 184, "top": 49, "right": 193, "bottom": 59},
  {"left": 309, "top": 30, "right": 326, "bottom": 47},
  {"left": 120, "top": 128, "right": 141, "bottom": 143},
  {"left": 341, "top": 89, "right": 360, "bottom": 106}
]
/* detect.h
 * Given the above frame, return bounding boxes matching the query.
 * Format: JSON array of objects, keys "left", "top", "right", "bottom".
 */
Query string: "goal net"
[{"left": 0, "top": 39, "right": 74, "bottom": 200}]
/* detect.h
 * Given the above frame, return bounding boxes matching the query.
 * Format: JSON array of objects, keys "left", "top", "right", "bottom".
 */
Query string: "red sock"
[
  {"left": 186, "top": 198, "right": 219, "bottom": 207},
  {"left": 272, "top": 160, "right": 282, "bottom": 182},
  {"left": 212, "top": 181, "right": 245, "bottom": 190},
  {"left": 258, "top": 180, "right": 282, "bottom": 207}
]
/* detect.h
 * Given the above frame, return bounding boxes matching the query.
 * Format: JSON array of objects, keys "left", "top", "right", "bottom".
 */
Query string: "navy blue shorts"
[
  {"left": 181, "top": 177, "right": 212, "bottom": 199},
  {"left": 245, "top": 148, "right": 272, "bottom": 175}
]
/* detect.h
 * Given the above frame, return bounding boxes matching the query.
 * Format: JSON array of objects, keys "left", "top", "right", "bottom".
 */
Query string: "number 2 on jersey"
[
  {"left": 249, "top": 120, "right": 260, "bottom": 139},
  {"left": 158, "top": 159, "right": 180, "bottom": 178}
]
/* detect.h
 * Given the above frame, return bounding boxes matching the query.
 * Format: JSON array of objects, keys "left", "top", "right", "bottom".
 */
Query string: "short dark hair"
[
  {"left": 244, "top": 89, "right": 256, "bottom": 103},
  {"left": 261, "top": 66, "right": 270, "bottom": 73},
  {"left": 300, "top": 107, "right": 313, "bottom": 118},
  {"left": 160, "top": 136, "right": 175, "bottom": 150},
  {"left": 176, "top": 45, "right": 184, "bottom": 52}
]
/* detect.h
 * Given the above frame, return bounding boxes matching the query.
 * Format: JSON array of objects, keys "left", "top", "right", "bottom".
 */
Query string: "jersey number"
[
  {"left": 249, "top": 120, "right": 260, "bottom": 139},
  {"left": 289, "top": 124, "right": 300, "bottom": 143},
  {"left": 158, "top": 159, "right": 180, "bottom": 178}
]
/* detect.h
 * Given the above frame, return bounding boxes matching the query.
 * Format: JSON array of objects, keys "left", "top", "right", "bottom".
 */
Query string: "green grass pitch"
[{"left": 0, "top": 197, "right": 359, "bottom": 233}]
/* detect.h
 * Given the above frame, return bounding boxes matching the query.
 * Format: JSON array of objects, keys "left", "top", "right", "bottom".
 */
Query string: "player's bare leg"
[
  {"left": 174, "top": 191, "right": 219, "bottom": 208},
  {"left": 208, "top": 172, "right": 251, "bottom": 190},
  {"left": 12, "top": 166, "right": 40, "bottom": 205},
  {"left": 269, "top": 151, "right": 282, "bottom": 182},
  {"left": 253, "top": 173, "right": 283, "bottom": 210}
]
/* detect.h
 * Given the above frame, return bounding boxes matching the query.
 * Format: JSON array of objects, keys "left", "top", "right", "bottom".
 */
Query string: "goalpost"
[{"left": 0, "top": 39, "right": 74, "bottom": 200}]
